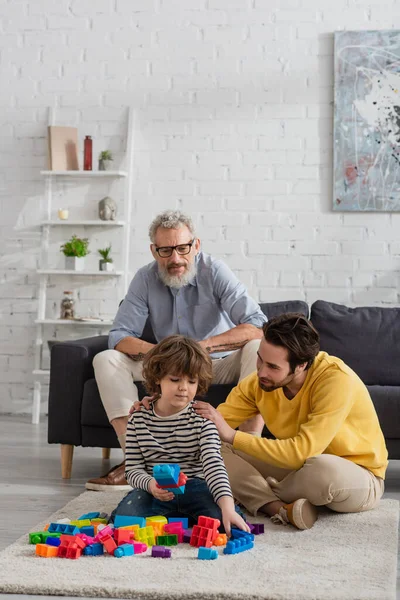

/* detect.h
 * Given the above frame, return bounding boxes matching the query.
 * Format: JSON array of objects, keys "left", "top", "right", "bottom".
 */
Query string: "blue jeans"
[{"left": 110, "top": 478, "right": 242, "bottom": 532}]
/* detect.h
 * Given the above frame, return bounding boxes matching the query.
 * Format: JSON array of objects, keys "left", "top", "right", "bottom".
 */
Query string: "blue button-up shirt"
[{"left": 109, "top": 251, "right": 267, "bottom": 357}]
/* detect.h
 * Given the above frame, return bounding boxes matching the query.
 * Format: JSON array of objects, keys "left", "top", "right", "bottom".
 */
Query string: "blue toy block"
[
  {"left": 45, "top": 536, "right": 61, "bottom": 547},
  {"left": 78, "top": 512, "right": 100, "bottom": 520},
  {"left": 114, "top": 543, "right": 135, "bottom": 557},
  {"left": 47, "top": 523, "right": 80, "bottom": 535},
  {"left": 231, "top": 528, "right": 255, "bottom": 542},
  {"left": 113, "top": 515, "right": 146, "bottom": 528},
  {"left": 198, "top": 547, "right": 218, "bottom": 560},
  {"left": 223, "top": 536, "right": 254, "bottom": 555},
  {"left": 80, "top": 526, "right": 95, "bottom": 537},
  {"left": 84, "top": 543, "right": 104, "bottom": 556},
  {"left": 153, "top": 464, "right": 180, "bottom": 486},
  {"left": 162, "top": 485, "right": 185, "bottom": 494},
  {"left": 168, "top": 518, "right": 189, "bottom": 529}
]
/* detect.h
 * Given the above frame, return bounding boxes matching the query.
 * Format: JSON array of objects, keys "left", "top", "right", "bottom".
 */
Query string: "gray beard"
[{"left": 158, "top": 261, "right": 196, "bottom": 289}]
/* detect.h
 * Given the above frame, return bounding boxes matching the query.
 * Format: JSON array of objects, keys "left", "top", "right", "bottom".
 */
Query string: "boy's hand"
[
  {"left": 148, "top": 478, "right": 174, "bottom": 502},
  {"left": 222, "top": 509, "right": 250, "bottom": 538},
  {"left": 129, "top": 394, "right": 158, "bottom": 415}
]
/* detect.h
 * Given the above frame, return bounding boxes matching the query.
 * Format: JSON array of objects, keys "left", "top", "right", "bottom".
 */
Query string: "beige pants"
[
  {"left": 93, "top": 339, "right": 260, "bottom": 422},
  {"left": 222, "top": 444, "right": 385, "bottom": 515}
]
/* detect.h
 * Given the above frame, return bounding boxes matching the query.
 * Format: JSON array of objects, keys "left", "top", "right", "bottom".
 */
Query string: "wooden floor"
[{"left": 0, "top": 414, "right": 399, "bottom": 600}]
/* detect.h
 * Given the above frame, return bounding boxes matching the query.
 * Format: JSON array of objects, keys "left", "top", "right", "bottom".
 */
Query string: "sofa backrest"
[{"left": 310, "top": 300, "right": 400, "bottom": 386}]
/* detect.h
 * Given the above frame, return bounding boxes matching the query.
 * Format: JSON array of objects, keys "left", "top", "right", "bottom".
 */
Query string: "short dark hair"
[
  {"left": 142, "top": 335, "right": 212, "bottom": 397},
  {"left": 262, "top": 313, "right": 320, "bottom": 372}
]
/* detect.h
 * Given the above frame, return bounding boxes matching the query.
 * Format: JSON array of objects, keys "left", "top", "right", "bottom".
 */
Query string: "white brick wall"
[{"left": 1, "top": 0, "right": 399, "bottom": 416}]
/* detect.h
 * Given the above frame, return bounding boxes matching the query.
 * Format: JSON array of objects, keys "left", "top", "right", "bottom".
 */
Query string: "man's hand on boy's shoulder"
[
  {"left": 129, "top": 394, "right": 158, "bottom": 415},
  {"left": 193, "top": 401, "right": 236, "bottom": 444}
]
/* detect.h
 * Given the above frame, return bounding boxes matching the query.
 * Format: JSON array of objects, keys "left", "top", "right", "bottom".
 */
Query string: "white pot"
[
  {"left": 100, "top": 260, "right": 114, "bottom": 272},
  {"left": 65, "top": 256, "right": 85, "bottom": 271}
]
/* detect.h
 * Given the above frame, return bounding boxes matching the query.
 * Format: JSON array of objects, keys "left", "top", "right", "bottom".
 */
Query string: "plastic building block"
[
  {"left": 100, "top": 534, "right": 117, "bottom": 554},
  {"left": 190, "top": 526, "right": 213, "bottom": 548},
  {"left": 113, "top": 515, "right": 146, "bottom": 528},
  {"left": 198, "top": 516, "right": 220, "bottom": 538},
  {"left": 136, "top": 526, "right": 156, "bottom": 547},
  {"left": 76, "top": 533, "right": 95, "bottom": 546},
  {"left": 80, "top": 526, "right": 95, "bottom": 537},
  {"left": 78, "top": 512, "right": 100, "bottom": 520},
  {"left": 84, "top": 543, "right": 104, "bottom": 556},
  {"left": 91, "top": 518, "right": 108, "bottom": 525},
  {"left": 95, "top": 525, "right": 114, "bottom": 542},
  {"left": 223, "top": 536, "right": 254, "bottom": 555},
  {"left": 70, "top": 519, "right": 91, "bottom": 528},
  {"left": 157, "top": 472, "right": 188, "bottom": 494},
  {"left": 29, "top": 531, "right": 60, "bottom": 544},
  {"left": 152, "top": 464, "right": 180, "bottom": 486},
  {"left": 164, "top": 522, "right": 183, "bottom": 543},
  {"left": 213, "top": 534, "right": 227, "bottom": 546},
  {"left": 146, "top": 516, "right": 168, "bottom": 524},
  {"left": 156, "top": 534, "right": 178, "bottom": 546},
  {"left": 35, "top": 544, "right": 59, "bottom": 558},
  {"left": 114, "top": 543, "right": 135, "bottom": 557},
  {"left": 66, "top": 543, "right": 83, "bottom": 559},
  {"left": 55, "top": 518, "right": 71, "bottom": 524},
  {"left": 231, "top": 528, "right": 255, "bottom": 541},
  {"left": 133, "top": 542, "right": 147, "bottom": 553},
  {"left": 114, "top": 529, "right": 135, "bottom": 545},
  {"left": 97, "top": 523, "right": 114, "bottom": 533},
  {"left": 198, "top": 547, "right": 218, "bottom": 560},
  {"left": 168, "top": 517, "right": 189, "bottom": 529},
  {"left": 252, "top": 523, "right": 265, "bottom": 535},
  {"left": 119, "top": 524, "right": 140, "bottom": 534},
  {"left": 152, "top": 545, "right": 171, "bottom": 558},
  {"left": 46, "top": 536, "right": 61, "bottom": 547},
  {"left": 47, "top": 523, "right": 79, "bottom": 535}
]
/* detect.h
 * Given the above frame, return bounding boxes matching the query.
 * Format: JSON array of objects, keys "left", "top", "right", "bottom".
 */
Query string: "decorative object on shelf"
[
  {"left": 48, "top": 126, "right": 79, "bottom": 171},
  {"left": 98, "top": 245, "right": 114, "bottom": 272},
  {"left": 98, "top": 196, "right": 117, "bottom": 221},
  {"left": 60, "top": 234, "right": 90, "bottom": 271},
  {"left": 57, "top": 208, "right": 69, "bottom": 220},
  {"left": 60, "top": 291, "right": 75, "bottom": 319},
  {"left": 98, "top": 150, "right": 114, "bottom": 171},
  {"left": 83, "top": 135, "right": 93, "bottom": 171}
]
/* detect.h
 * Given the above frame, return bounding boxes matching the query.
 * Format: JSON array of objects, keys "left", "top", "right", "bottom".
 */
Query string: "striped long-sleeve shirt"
[{"left": 125, "top": 401, "right": 233, "bottom": 503}]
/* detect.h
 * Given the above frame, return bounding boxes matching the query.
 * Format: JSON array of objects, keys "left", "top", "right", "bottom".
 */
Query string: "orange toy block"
[
  {"left": 35, "top": 544, "right": 59, "bottom": 558},
  {"left": 213, "top": 534, "right": 227, "bottom": 546},
  {"left": 114, "top": 529, "right": 135, "bottom": 545},
  {"left": 101, "top": 534, "right": 118, "bottom": 554}
]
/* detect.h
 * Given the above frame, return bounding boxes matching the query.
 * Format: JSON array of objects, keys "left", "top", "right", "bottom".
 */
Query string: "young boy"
[{"left": 111, "top": 335, "right": 249, "bottom": 536}]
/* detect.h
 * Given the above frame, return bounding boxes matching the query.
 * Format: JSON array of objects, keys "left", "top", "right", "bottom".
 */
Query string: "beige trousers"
[
  {"left": 221, "top": 444, "right": 385, "bottom": 515},
  {"left": 93, "top": 339, "right": 260, "bottom": 422}
]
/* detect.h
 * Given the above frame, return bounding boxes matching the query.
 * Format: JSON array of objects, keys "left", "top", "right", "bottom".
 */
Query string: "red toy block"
[
  {"left": 157, "top": 472, "right": 188, "bottom": 489},
  {"left": 198, "top": 516, "right": 220, "bottom": 538},
  {"left": 100, "top": 534, "right": 117, "bottom": 554},
  {"left": 190, "top": 525, "right": 213, "bottom": 548},
  {"left": 66, "top": 543, "right": 83, "bottom": 559},
  {"left": 114, "top": 529, "right": 135, "bottom": 545}
]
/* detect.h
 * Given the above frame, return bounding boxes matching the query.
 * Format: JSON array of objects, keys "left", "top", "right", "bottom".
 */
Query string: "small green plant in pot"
[
  {"left": 60, "top": 235, "right": 89, "bottom": 271},
  {"left": 98, "top": 245, "right": 114, "bottom": 272},
  {"left": 98, "top": 150, "right": 113, "bottom": 171}
]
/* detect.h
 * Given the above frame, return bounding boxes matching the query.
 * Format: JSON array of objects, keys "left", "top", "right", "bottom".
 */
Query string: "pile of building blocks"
[
  {"left": 152, "top": 464, "right": 188, "bottom": 495},
  {"left": 29, "top": 467, "right": 265, "bottom": 561}
]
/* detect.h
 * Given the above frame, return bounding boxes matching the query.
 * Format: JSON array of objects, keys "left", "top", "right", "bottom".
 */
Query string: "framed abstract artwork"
[{"left": 334, "top": 30, "right": 400, "bottom": 211}]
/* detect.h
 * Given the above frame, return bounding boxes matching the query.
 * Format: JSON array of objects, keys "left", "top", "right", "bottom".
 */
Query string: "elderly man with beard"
[{"left": 86, "top": 209, "right": 267, "bottom": 490}]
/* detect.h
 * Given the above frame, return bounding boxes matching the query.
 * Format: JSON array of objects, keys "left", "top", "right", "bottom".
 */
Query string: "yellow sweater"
[{"left": 218, "top": 352, "right": 388, "bottom": 479}]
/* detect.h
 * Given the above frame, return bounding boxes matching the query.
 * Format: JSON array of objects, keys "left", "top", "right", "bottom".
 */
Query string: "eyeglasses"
[{"left": 154, "top": 239, "right": 196, "bottom": 258}]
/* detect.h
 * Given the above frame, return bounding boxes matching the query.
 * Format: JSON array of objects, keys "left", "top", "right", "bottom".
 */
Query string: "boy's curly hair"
[{"left": 142, "top": 335, "right": 212, "bottom": 397}]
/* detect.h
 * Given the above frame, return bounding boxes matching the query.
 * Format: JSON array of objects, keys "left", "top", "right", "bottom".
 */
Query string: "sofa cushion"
[
  {"left": 368, "top": 385, "right": 400, "bottom": 439},
  {"left": 311, "top": 300, "right": 400, "bottom": 386},
  {"left": 259, "top": 300, "right": 309, "bottom": 319}
]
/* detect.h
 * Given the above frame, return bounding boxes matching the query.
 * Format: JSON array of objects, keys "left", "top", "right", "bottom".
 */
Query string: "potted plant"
[
  {"left": 98, "top": 150, "right": 113, "bottom": 171},
  {"left": 98, "top": 245, "right": 114, "bottom": 272},
  {"left": 60, "top": 235, "right": 89, "bottom": 271}
]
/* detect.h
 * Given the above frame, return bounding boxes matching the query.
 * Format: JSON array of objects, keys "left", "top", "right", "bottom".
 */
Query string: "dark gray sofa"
[{"left": 48, "top": 299, "right": 398, "bottom": 477}]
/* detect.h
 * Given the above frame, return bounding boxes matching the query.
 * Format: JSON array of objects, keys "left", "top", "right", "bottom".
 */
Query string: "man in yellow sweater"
[{"left": 194, "top": 313, "right": 388, "bottom": 531}]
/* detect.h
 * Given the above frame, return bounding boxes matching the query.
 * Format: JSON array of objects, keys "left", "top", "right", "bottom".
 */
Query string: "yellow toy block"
[
  {"left": 118, "top": 524, "right": 140, "bottom": 537},
  {"left": 91, "top": 518, "right": 108, "bottom": 525},
  {"left": 70, "top": 519, "right": 92, "bottom": 528},
  {"left": 146, "top": 516, "right": 168, "bottom": 524},
  {"left": 35, "top": 543, "right": 59, "bottom": 558},
  {"left": 136, "top": 526, "right": 156, "bottom": 547}
]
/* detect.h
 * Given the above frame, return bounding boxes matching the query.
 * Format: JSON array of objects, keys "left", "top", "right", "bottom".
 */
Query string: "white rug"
[{"left": 0, "top": 491, "right": 397, "bottom": 600}]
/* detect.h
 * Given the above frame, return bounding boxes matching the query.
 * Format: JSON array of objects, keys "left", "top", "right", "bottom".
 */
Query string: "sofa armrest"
[{"left": 48, "top": 335, "right": 108, "bottom": 446}]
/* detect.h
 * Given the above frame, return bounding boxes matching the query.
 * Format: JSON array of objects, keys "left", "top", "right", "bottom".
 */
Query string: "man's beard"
[{"left": 157, "top": 260, "right": 196, "bottom": 289}]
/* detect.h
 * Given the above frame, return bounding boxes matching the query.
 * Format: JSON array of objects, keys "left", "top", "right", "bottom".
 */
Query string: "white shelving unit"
[{"left": 32, "top": 107, "right": 135, "bottom": 424}]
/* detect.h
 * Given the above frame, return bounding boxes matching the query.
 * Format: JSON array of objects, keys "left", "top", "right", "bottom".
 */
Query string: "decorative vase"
[
  {"left": 99, "top": 260, "right": 114, "bottom": 272},
  {"left": 65, "top": 256, "right": 85, "bottom": 271},
  {"left": 83, "top": 135, "right": 92, "bottom": 171},
  {"left": 98, "top": 196, "right": 117, "bottom": 221},
  {"left": 98, "top": 159, "right": 113, "bottom": 171}
]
